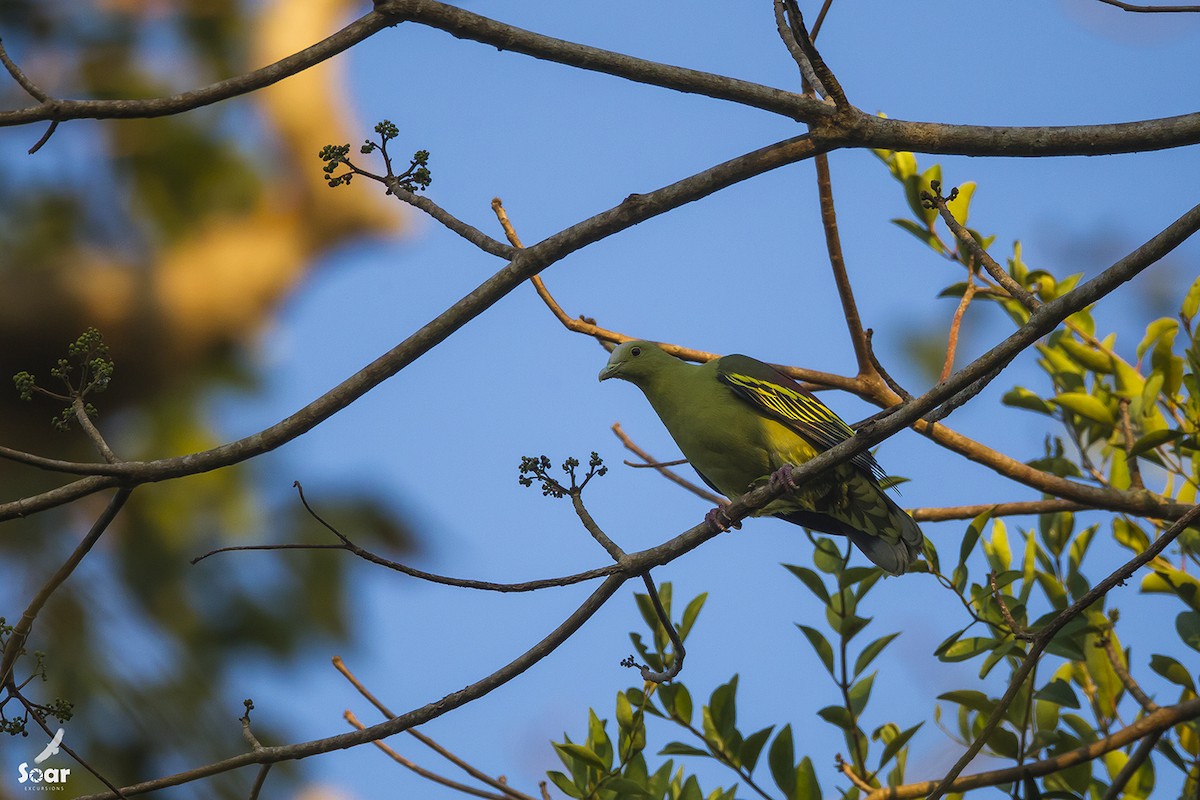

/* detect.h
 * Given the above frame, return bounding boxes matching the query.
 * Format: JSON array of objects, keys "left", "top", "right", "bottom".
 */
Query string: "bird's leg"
[
  {"left": 769, "top": 463, "right": 801, "bottom": 493},
  {"left": 705, "top": 505, "right": 741, "bottom": 533}
]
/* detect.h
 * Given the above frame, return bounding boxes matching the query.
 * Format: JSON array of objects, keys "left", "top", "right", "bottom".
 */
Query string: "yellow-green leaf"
[
  {"left": 1053, "top": 392, "right": 1115, "bottom": 425},
  {"left": 945, "top": 181, "right": 976, "bottom": 225}
]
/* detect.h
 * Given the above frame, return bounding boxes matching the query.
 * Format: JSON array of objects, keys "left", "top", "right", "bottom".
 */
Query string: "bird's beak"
[{"left": 598, "top": 363, "right": 617, "bottom": 382}]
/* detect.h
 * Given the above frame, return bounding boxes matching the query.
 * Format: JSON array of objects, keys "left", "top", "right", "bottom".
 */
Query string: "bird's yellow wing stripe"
[{"left": 719, "top": 371, "right": 885, "bottom": 480}]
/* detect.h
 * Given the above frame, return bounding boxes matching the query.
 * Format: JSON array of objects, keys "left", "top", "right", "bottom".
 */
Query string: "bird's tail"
[
  {"left": 844, "top": 493, "right": 924, "bottom": 576},
  {"left": 775, "top": 473, "right": 925, "bottom": 576}
]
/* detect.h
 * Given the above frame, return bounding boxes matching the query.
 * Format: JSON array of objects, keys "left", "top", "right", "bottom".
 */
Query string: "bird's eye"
[{"left": 630, "top": 347, "right": 642, "bottom": 357}]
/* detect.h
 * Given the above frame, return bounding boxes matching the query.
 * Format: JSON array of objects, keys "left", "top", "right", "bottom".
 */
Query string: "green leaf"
[
  {"left": 1129, "top": 428, "right": 1184, "bottom": 458},
  {"left": 1053, "top": 391, "right": 1115, "bottom": 425},
  {"left": 554, "top": 742, "right": 609, "bottom": 773},
  {"left": 849, "top": 672, "right": 876, "bottom": 717},
  {"left": 1142, "top": 566, "right": 1200, "bottom": 613},
  {"left": 854, "top": 632, "right": 901, "bottom": 678},
  {"left": 769, "top": 724, "right": 796, "bottom": 797},
  {"left": 1150, "top": 653, "right": 1196, "bottom": 693},
  {"left": 1138, "top": 317, "right": 1179, "bottom": 361},
  {"left": 1058, "top": 337, "right": 1115, "bottom": 373},
  {"left": 660, "top": 742, "right": 711, "bottom": 758},
  {"left": 706, "top": 677, "right": 738, "bottom": 743},
  {"left": 984, "top": 519, "right": 1012, "bottom": 572},
  {"left": 1183, "top": 275, "right": 1200, "bottom": 321},
  {"left": 1034, "top": 679, "right": 1081, "bottom": 709},
  {"left": 1113, "top": 517, "right": 1150, "bottom": 554},
  {"left": 797, "top": 624, "right": 836, "bottom": 676},
  {"left": 938, "top": 689, "right": 995, "bottom": 714},
  {"left": 679, "top": 592, "right": 707, "bottom": 641},
  {"left": 546, "top": 770, "right": 584, "bottom": 798},
  {"left": 816, "top": 705, "right": 856, "bottom": 730},
  {"left": 740, "top": 726, "right": 774, "bottom": 774},
  {"left": 812, "top": 538, "right": 845, "bottom": 573},
  {"left": 877, "top": 722, "right": 923, "bottom": 771},
  {"left": 1178, "top": 611, "right": 1200, "bottom": 653},
  {"left": 960, "top": 509, "right": 992, "bottom": 566},
  {"left": 603, "top": 778, "right": 654, "bottom": 798},
  {"left": 784, "top": 564, "right": 829, "bottom": 603},
  {"left": 938, "top": 637, "right": 999, "bottom": 663},
  {"left": 891, "top": 218, "right": 941, "bottom": 251},
  {"left": 1002, "top": 386, "right": 1057, "bottom": 414},
  {"left": 795, "top": 756, "right": 821, "bottom": 800}
]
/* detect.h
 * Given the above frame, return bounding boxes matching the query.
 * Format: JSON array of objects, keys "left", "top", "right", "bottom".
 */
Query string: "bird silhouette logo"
[{"left": 33, "top": 728, "right": 64, "bottom": 764}]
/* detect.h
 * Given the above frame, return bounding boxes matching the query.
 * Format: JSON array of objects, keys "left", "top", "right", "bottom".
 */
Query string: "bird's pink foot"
[
  {"left": 705, "top": 505, "right": 741, "bottom": 532},
  {"left": 769, "top": 464, "right": 800, "bottom": 492}
]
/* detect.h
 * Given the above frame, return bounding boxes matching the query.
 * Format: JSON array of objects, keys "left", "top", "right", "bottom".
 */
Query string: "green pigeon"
[{"left": 599, "top": 340, "right": 924, "bottom": 575}]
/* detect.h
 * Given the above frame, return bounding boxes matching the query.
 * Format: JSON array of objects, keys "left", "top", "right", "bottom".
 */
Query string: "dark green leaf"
[
  {"left": 769, "top": 724, "right": 796, "bottom": 797},
  {"left": 854, "top": 632, "right": 900, "bottom": 678},
  {"left": 546, "top": 770, "right": 583, "bottom": 798},
  {"left": 784, "top": 564, "right": 829, "bottom": 603},
  {"left": 878, "top": 722, "right": 923, "bottom": 771},
  {"left": 849, "top": 672, "right": 876, "bottom": 717},
  {"left": 938, "top": 637, "right": 998, "bottom": 663},
  {"left": 1178, "top": 611, "right": 1200, "bottom": 653},
  {"left": 817, "top": 705, "right": 856, "bottom": 730},
  {"left": 938, "top": 689, "right": 995, "bottom": 714},
  {"left": 1034, "top": 679, "right": 1081, "bottom": 709},
  {"left": 1130, "top": 428, "right": 1184, "bottom": 458},
  {"left": 795, "top": 756, "right": 822, "bottom": 800},
  {"left": 554, "top": 742, "right": 609, "bottom": 773},
  {"left": 813, "top": 538, "right": 845, "bottom": 573},
  {"left": 797, "top": 624, "right": 836, "bottom": 676},
  {"left": 679, "top": 592, "right": 708, "bottom": 641},
  {"left": 1150, "top": 653, "right": 1197, "bottom": 693},
  {"left": 659, "top": 742, "right": 711, "bottom": 758},
  {"left": 740, "top": 726, "right": 774, "bottom": 774}
]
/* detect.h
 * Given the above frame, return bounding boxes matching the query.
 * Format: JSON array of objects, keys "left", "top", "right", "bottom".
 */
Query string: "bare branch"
[
  {"left": 909, "top": 499, "right": 1085, "bottom": 522},
  {"left": 940, "top": 270, "right": 977, "bottom": 382},
  {"left": 0, "top": 36, "right": 49, "bottom": 101},
  {"left": 612, "top": 423, "right": 726, "bottom": 505},
  {"left": 0, "top": 488, "right": 132, "bottom": 687},
  {"left": 344, "top": 710, "right": 511, "bottom": 800},
  {"left": 1093, "top": 0, "right": 1200, "bottom": 10},
  {"left": 386, "top": 186, "right": 514, "bottom": 258},
  {"left": 334, "top": 656, "right": 543, "bottom": 800}
]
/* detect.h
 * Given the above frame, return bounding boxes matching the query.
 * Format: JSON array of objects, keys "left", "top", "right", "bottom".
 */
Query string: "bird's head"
[{"left": 598, "top": 340, "right": 676, "bottom": 386}]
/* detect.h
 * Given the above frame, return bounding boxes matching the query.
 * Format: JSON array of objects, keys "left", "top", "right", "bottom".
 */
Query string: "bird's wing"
[{"left": 715, "top": 354, "right": 886, "bottom": 481}]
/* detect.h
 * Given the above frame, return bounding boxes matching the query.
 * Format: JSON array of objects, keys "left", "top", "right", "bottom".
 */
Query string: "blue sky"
[
  {"left": 5, "top": 0, "right": 1199, "bottom": 797},
  {"left": 208, "top": 1, "right": 1200, "bottom": 797}
]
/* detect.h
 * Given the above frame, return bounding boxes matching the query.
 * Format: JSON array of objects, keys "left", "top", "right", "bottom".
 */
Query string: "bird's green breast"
[{"left": 635, "top": 360, "right": 819, "bottom": 501}]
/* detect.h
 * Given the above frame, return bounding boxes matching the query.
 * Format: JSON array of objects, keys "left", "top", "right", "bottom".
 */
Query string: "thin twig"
[
  {"left": 384, "top": 185, "right": 513, "bottom": 258},
  {"left": 988, "top": 571, "right": 1032, "bottom": 640},
  {"left": 344, "top": 711, "right": 509, "bottom": 800},
  {"left": 334, "top": 657, "right": 536, "bottom": 800},
  {"left": 780, "top": 0, "right": 848, "bottom": 107},
  {"left": 1093, "top": 0, "right": 1200, "bottom": 10},
  {"left": 839, "top": 754, "right": 876, "bottom": 792},
  {"left": 73, "top": 396, "right": 119, "bottom": 464},
  {"left": 1099, "top": 633, "right": 1158, "bottom": 712},
  {"left": 633, "top": 574, "right": 686, "bottom": 683},
  {"left": 0, "top": 488, "right": 132, "bottom": 687},
  {"left": 15, "top": 694, "right": 129, "bottom": 799},
  {"left": 815, "top": 152, "right": 873, "bottom": 377},
  {"left": 940, "top": 270, "right": 977, "bottom": 382},
  {"left": 0, "top": 37, "right": 49, "bottom": 101},
  {"left": 1100, "top": 728, "right": 1163, "bottom": 800},
  {"left": 191, "top": 483, "right": 623, "bottom": 592},
  {"left": 910, "top": 499, "right": 1086, "bottom": 522},
  {"left": 612, "top": 423, "right": 725, "bottom": 505},
  {"left": 1119, "top": 398, "right": 1146, "bottom": 490},
  {"left": 246, "top": 766, "right": 271, "bottom": 800},
  {"left": 772, "top": 0, "right": 827, "bottom": 98}
]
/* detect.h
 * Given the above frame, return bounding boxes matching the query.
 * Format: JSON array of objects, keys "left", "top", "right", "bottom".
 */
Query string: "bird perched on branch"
[{"left": 599, "top": 340, "right": 924, "bottom": 575}]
